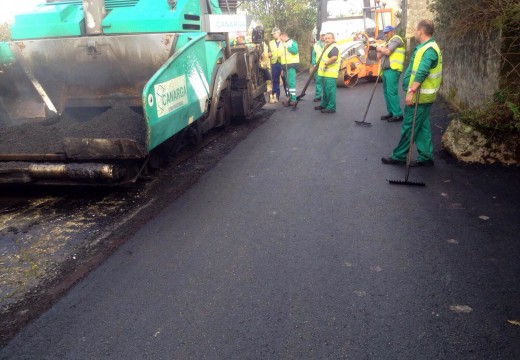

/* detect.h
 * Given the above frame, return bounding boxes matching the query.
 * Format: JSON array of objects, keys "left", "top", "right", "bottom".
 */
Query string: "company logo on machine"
[
  {"left": 154, "top": 75, "right": 188, "bottom": 117},
  {"left": 205, "top": 14, "right": 247, "bottom": 33}
]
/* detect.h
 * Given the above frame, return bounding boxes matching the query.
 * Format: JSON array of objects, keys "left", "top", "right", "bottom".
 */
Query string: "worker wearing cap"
[
  {"left": 280, "top": 31, "right": 300, "bottom": 105},
  {"left": 311, "top": 32, "right": 326, "bottom": 102},
  {"left": 314, "top": 32, "right": 340, "bottom": 114},
  {"left": 268, "top": 27, "right": 283, "bottom": 103},
  {"left": 230, "top": 32, "right": 245, "bottom": 46},
  {"left": 376, "top": 25, "right": 406, "bottom": 122},
  {"left": 382, "top": 19, "right": 442, "bottom": 167}
]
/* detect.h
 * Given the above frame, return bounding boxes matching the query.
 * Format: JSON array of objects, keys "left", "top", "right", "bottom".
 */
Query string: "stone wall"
[
  {"left": 436, "top": 30, "right": 502, "bottom": 109},
  {"left": 404, "top": 1, "right": 502, "bottom": 109},
  {"left": 404, "top": 0, "right": 433, "bottom": 38}
]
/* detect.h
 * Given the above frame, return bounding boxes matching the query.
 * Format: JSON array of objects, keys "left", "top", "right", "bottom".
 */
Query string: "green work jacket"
[{"left": 403, "top": 38, "right": 442, "bottom": 104}]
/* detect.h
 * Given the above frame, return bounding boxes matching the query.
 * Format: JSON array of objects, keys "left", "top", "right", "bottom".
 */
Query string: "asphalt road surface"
[{"left": 1, "top": 81, "right": 519, "bottom": 359}]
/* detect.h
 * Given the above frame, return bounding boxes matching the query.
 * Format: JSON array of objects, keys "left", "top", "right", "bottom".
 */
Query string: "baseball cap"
[
  {"left": 383, "top": 25, "right": 395, "bottom": 33},
  {"left": 271, "top": 27, "right": 280, "bottom": 34}
]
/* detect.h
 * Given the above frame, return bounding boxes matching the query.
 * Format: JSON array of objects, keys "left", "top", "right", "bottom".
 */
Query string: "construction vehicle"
[
  {"left": 0, "top": 0, "right": 267, "bottom": 185},
  {"left": 317, "top": 0, "right": 395, "bottom": 87}
]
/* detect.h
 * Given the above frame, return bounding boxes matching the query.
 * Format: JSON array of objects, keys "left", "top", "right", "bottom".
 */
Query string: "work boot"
[
  {"left": 314, "top": 106, "right": 323, "bottom": 110},
  {"left": 380, "top": 113, "right": 393, "bottom": 120},
  {"left": 410, "top": 159, "right": 435, "bottom": 167},
  {"left": 320, "top": 108, "right": 335, "bottom": 114},
  {"left": 381, "top": 156, "right": 405, "bottom": 165},
  {"left": 387, "top": 115, "right": 403, "bottom": 122},
  {"left": 313, "top": 97, "right": 321, "bottom": 102}
]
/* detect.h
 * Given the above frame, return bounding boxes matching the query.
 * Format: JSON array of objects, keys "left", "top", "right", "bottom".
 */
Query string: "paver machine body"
[{"left": 0, "top": 0, "right": 267, "bottom": 185}]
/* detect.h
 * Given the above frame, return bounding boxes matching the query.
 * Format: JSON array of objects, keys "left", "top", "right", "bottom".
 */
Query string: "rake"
[
  {"left": 354, "top": 67, "right": 384, "bottom": 127},
  {"left": 388, "top": 87, "right": 426, "bottom": 187}
]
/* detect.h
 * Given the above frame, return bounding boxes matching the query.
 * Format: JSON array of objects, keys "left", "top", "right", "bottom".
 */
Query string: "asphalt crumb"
[{"left": 0, "top": 105, "right": 146, "bottom": 154}]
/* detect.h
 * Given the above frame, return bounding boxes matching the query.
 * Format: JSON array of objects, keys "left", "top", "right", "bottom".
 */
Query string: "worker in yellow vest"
[
  {"left": 311, "top": 32, "right": 326, "bottom": 102},
  {"left": 382, "top": 19, "right": 443, "bottom": 167},
  {"left": 280, "top": 31, "right": 300, "bottom": 105},
  {"left": 314, "top": 33, "right": 341, "bottom": 114},
  {"left": 268, "top": 27, "right": 283, "bottom": 103},
  {"left": 376, "top": 25, "right": 406, "bottom": 122}
]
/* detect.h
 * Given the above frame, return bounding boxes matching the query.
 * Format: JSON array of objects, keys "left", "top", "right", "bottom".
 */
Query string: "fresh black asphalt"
[{"left": 1, "top": 81, "right": 519, "bottom": 359}]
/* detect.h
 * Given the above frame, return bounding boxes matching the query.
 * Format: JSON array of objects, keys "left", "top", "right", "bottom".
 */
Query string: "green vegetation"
[
  {"left": 429, "top": 0, "right": 520, "bottom": 134},
  {"left": 457, "top": 89, "right": 520, "bottom": 134},
  {"left": 0, "top": 23, "right": 10, "bottom": 41},
  {"left": 241, "top": 0, "right": 318, "bottom": 69}
]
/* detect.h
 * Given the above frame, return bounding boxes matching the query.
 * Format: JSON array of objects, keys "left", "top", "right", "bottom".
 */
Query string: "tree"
[{"left": 242, "top": 0, "right": 318, "bottom": 67}]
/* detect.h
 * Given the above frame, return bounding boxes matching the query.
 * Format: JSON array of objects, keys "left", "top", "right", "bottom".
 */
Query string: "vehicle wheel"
[
  {"left": 216, "top": 90, "right": 231, "bottom": 128},
  {"left": 336, "top": 69, "right": 347, "bottom": 87},
  {"left": 188, "top": 120, "right": 203, "bottom": 146},
  {"left": 344, "top": 74, "right": 359, "bottom": 88},
  {"left": 148, "top": 131, "right": 185, "bottom": 169}
]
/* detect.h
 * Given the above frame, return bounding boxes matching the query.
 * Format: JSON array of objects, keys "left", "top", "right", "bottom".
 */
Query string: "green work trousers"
[
  {"left": 320, "top": 77, "right": 337, "bottom": 111},
  {"left": 314, "top": 73, "right": 323, "bottom": 99},
  {"left": 391, "top": 102, "right": 434, "bottom": 162},
  {"left": 382, "top": 69, "right": 402, "bottom": 117},
  {"left": 286, "top": 67, "right": 297, "bottom": 102}
]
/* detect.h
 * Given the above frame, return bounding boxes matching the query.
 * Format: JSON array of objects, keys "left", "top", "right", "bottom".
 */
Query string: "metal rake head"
[
  {"left": 354, "top": 120, "right": 372, "bottom": 127},
  {"left": 387, "top": 179, "right": 426, "bottom": 187}
]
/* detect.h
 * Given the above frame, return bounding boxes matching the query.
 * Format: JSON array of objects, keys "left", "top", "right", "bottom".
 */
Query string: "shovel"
[{"left": 388, "top": 87, "right": 426, "bottom": 187}]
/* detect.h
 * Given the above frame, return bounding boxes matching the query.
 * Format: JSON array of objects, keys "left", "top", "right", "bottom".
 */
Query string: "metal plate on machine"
[
  {"left": 4, "top": 34, "right": 177, "bottom": 114},
  {"left": 63, "top": 138, "right": 146, "bottom": 160},
  {"left": 204, "top": 14, "right": 247, "bottom": 33}
]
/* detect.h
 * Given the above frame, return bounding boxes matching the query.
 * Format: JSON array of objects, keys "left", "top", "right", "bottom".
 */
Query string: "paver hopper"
[{"left": 0, "top": 0, "right": 267, "bottom": 185}]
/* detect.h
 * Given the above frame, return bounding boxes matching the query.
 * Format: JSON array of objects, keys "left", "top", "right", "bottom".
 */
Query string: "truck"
[
  {"left": 317, "top": 0, "right": 396, "bottom": 87},
  {"left": 0, "top": 0, "right": 268, "bottom": 185}
]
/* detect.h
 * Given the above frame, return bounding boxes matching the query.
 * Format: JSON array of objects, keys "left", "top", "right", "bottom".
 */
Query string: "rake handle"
[
  {"left": 404, "top": 86, "right": 421, "bottom": 182},
  {"left": 360, "top": 66, "right": 383, "bottom": 123}
]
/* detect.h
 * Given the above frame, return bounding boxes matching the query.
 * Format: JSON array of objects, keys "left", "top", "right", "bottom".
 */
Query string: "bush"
[{"left": 456, "top": 88, "right": 520, "bottom": 134}]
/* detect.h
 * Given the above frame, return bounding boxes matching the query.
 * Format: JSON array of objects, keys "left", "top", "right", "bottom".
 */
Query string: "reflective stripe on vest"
[
  {"left": 281, "top": 39, "right": 300, "bottom": 65},
  {"left": 317, "top": 44, "right": 341, "bottom": 78},
  {"left": 269, "top": 39, "right": 282, "bottom": 64},
  {"left": 409, "top": 41, "right": 443, "bottom": 104},
  {"left": 388, "top": 35, "right": 405, "bottom": 72},
  {"left": 313, "top": 42, "right": 324, "bottom": 62}
]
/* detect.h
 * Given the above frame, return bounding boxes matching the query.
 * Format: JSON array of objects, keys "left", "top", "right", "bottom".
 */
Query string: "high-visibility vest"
[
  {"left": 409, "top": 41, "right": 443, "bottom": 104},
  {"left": 317, "top": 44, "right": 341, "bottom": 78},
  {"left": 388, "top": 34, "right": 405, "bottom": 72},
  {"left": 269, "top": 39, "right": 282, "bottom": 64},
  {"left": 313, "top": 41, "right": 324, "bottom": 63},
  {"left": 280, "top": 39, "right": 300, "bottom": 65}
]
